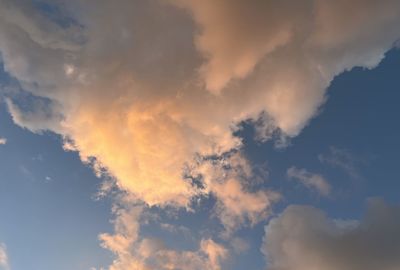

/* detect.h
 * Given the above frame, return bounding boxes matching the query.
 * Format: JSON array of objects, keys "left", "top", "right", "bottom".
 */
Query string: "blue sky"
[
  {"left": 1, "top": 1, "right": 400, "bottom": 270},
  {"left": 0, "top": 103, "right": 113, "bottom": 269}
]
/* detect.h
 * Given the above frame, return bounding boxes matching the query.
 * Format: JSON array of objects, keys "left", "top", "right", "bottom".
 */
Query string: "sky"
[{"left": 0, "top": 1, "right": 400, "bottom": 270}]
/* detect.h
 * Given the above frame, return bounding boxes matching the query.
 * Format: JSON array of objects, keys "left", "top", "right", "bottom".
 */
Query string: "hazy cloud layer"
[{"left": 262, "top": 199, "right": 400, "bottom": 270}]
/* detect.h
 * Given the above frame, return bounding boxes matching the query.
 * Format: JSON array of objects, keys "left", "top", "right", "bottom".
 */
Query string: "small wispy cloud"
[
  {"left": 0, "top": 138, "right": 7, "bottom": 145},
  {"left": 0, "top": 243, "right": 10, "bottom": 270},
  {"left": 319, "top": 146, "right": 363, "bottom": 180},
  {"left": 160, "top": 223, "right": 192, "bottom": 239},
  {"left": 287, "top": 166, "right": 331, "bottom": 197},
  {"left": 19, "top": 165, "right": 35, "bottom": 182}
]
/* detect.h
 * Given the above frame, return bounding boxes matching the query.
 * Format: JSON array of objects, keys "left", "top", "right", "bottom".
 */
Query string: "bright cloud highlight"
[{"left": 0, "top": 0, "right": 400, "bottom": 269}]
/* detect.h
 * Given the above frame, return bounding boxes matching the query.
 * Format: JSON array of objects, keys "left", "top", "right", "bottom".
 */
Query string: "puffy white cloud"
[
  {"left": 287, "top": 166, "right": 331, "bottom": 196},
  {"left": 262, "top": 198, "right": 400, "bottom": 270}
]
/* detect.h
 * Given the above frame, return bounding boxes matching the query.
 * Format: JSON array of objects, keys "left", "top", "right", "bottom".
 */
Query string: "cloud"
[
  {"left": 287, "top": 166, "right": 331, "bottom": 196},
  {"left": 319, "top": 146, "right": 363, "bottom": 179},
  {"left": 191, "top": 153, "right": 280, "bottom": 235},
  {"left": 5, "top": 98, "right": 64, "bottom": 134},
  {"left": 171, "top": 0, "right": 294, "bottom": 93},
  {"left": 0, "top": 243, "right": 9, "bottom": 270},
  {"left": 99, "top": 203, "right": 228, "bottom": 270},
  {"left": 0, "top": 138, "right": 6, "bottom": 145},
  {"left": 262, "top": 198, "right": 400, "bottom": 270},
  {"left": 159, "top": 223, "right": 193, "bottom": 240},
  {"left": 0, "top": 0, "right": 399, "bottom": 210},
  {"left": 172, "top": 0, "right": 400, "bottom": 95},
  {"left": 230, "top": 237, "right": 250, "bottom": 254},
  {"left": 1, "top": 1, "right": 400, "bottom": 268},
  {"left": 200, "top": 238, "right": 228, "bottom": 270}
]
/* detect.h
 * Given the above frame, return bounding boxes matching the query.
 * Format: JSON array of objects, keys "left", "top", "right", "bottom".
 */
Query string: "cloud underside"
[
  {"left": 263, "top": 199, "right": 400, "bottom": 270},
  {"left": 0, "top": 0, "right": 400, "bottom": 269},
  {"left": 1, "top": 0, "right": 399, "bottom": 207}
]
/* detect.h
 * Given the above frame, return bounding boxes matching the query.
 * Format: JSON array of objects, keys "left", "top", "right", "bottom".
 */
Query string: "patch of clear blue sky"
[
  {"left": 0, "top": 42, "right": 399, "bottom": 269},
  {"left": 0, "top": 104, "right": 113, "bottom": 268}
]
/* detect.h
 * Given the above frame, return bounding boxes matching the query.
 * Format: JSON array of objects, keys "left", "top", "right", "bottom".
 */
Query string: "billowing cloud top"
[
  {"left": 1, "top": 0, "right": 399, "bottom": 208},
  {"left": 0, "top": 0, "right": 400, "bottom": 269}
]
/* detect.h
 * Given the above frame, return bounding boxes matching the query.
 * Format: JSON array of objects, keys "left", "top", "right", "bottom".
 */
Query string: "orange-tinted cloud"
[
  {"left": 99, "top": 204, "right": 228, "bottom": 270},
  {"left": 1, "top": 1, "right": 400, "bottom": 268},
  {"left": 2, "top": 0, "right": 400, "bottom": 211}
]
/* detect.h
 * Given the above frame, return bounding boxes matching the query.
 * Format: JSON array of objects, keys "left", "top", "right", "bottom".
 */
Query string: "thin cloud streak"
[{"left": 287, "top": 166, "right": 331, "bottom": 196}]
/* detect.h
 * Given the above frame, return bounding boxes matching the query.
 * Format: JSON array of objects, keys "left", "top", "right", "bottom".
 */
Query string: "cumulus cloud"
[
  {"left": 1, "top": 0, "right": 400, "bottom": 268},
  {"left": 0, "top": 243, "right": 9, "bottom": 270},
  {"left": 171, "top": 0, "right": 295, "bottom": 93},
  {"left": 0, "top": 0, "right": 399, "bottom": 209},
  {"left": 287, "top": 166, "right": 331, "bottom": 196},
  {"left": 262, "top": 198, "right": 400, "bottom": 270},
  {"left": 0, "top": 137, "right": 6, "bottom": 145}
]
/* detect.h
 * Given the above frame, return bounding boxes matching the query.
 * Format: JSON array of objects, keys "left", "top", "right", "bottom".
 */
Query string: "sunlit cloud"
[
  {"left": 99, "top": 203, "right": 228, "bottom": 270},
  {"left": 1, "top": 0, "right": 399, "bottom": 209},
  {"left": 0, "top": 0, "right": 400, "bottom": 269}
]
